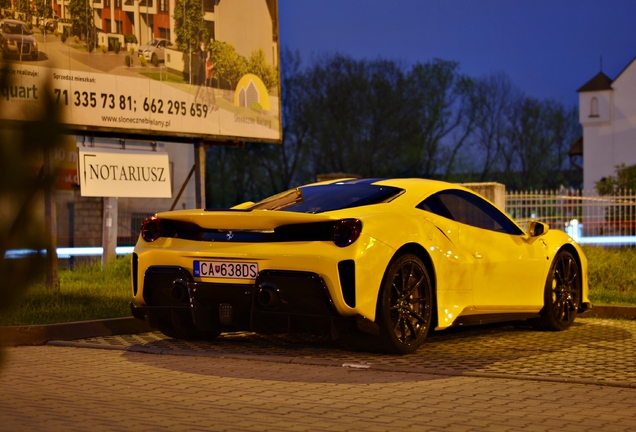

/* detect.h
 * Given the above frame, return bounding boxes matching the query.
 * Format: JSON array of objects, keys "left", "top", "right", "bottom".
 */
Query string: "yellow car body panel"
[{"left": 132, "top": 178, "right": 590, "bottom": 342}]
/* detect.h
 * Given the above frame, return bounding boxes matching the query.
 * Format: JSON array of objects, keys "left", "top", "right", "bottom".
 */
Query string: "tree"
[
  {"left": 68, "top": 0, "right": 94, "bottom": 39},
  {"left": 255, "top": 48, "right": 311, "bottom": 192},
  {"left": 471, "top": 73, "right": 515, "bottom": 181},
  {"left": 34, "top": 0, "right": 53, "bottom": 19},
  {"left": 0, "top": 70, "right": 64, "bottom": 365},
  {"left": 15, "top": 0, "right": 29, "bottom": 15},
  {"left": 300, "top": 54, "right": 418, "bottom": 178},
  {"left": 209, "top": 41, "right": 246, "bottom": 90},
  {"left": 247, "top": 48, "right": 279, "bottom": 92},
  {"left": 406, "top": 59, "right": 477, "bottom": 178},
  {"left": 173, "top": 0, "right": 208, "bottom": 54},
  {"left": 499, "top": 97, "right": 580, "bottom": 190},
  {"left": 596, "top": 163, "right": 636, "bottom": 195}
]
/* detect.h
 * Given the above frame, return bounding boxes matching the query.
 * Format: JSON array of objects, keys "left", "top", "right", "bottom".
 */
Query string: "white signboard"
[{"left": 78, "top": 148, "right": 171, "bottom": 198}]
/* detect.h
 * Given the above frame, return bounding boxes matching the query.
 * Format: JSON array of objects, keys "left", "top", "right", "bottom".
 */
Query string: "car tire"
[
  {"left": 530, "top": 250, "right": 581, "bottom": 331},
  {"left": 374, "top": 253, "right": 433, "bottom": 354},
  {"left": 160, "top": 327, "right": 221, "bottom": 341}
]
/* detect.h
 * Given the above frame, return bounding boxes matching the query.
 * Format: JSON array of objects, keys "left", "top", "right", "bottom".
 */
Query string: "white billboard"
[
  {"left": 78, "top": 148, "right": 172, "bottom": 198},
  {"left": 0, "top": 0, "right": 280, "bottom": 143}
]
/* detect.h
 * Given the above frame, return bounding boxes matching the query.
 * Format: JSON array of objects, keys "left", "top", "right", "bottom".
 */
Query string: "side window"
[
  {"left": 419, "top": 190, "right": 522, "bottom": 235},
  {"left": 417, "top": 196, "right": 453, "bottom": 219}
]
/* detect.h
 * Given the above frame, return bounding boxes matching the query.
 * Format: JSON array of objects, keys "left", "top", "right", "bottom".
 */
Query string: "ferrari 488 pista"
[{"left": 131, "top": 178, "right": 591, "bottom": 353}]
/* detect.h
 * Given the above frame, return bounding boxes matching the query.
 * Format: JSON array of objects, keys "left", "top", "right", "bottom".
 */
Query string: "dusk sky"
[{"left": 278, "top": 0, "right": 636, "bottom": 107}]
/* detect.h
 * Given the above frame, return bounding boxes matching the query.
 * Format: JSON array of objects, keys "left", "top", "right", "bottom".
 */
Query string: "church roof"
[
  {"left": 577, "top": 72, "right": 613, "bottom": 92},
  {"left": 569, "top": 137, "right": 582, "bottom": 157}
]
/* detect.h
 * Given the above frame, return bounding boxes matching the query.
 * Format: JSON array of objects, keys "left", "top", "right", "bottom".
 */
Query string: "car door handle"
[{"left": 473, "top": 252, "right": 482, "bottom": 259}]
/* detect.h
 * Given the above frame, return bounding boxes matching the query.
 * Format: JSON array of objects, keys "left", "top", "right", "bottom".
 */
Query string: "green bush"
[
  {"left": 61, "top": 32, "right": 67, "bottom": 43},
  {"left": 139, "top": 55, "right": 147, "bottom": 67},
  {"left": 583, "top": 246, "right": 636, "bottom": 305},
  {"left": 125, "top": 55, "right": 132, "bottom": 67},
  {"left": 73, "top": 35, "right": 79, "bottom": 44},
  {"left": 100, "top": 44, "right": 108, "bottom": 53},
  {"left": 87, "top": 39, "right": 94, "bottom": 53},
  {"left": 124, "top": 33, "right": 138, "bottom": 44},
  {"left": 114, "top": 40, "right": 121, "bottom": 54}
]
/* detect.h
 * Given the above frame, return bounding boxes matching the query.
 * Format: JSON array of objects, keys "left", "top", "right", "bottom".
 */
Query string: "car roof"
[
  {"left": 308, "top": 177, "right": 471, "bottom": 205},
  {"left": 2, "top": 19, "right": 26, "bottom": 24}
]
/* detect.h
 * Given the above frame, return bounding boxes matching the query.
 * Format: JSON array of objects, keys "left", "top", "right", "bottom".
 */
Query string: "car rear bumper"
[{"left": 131, "top": 265, "right": 373, "bottom": 336}]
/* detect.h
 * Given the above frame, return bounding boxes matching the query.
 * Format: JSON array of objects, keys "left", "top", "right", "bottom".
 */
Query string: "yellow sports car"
[{"left": 131, "top": 178, "right": 591, "bottom": 353}]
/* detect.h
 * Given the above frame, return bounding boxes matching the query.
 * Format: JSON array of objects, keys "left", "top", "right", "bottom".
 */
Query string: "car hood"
[{"left": 3, "top": 33, "right": 35, "bottom": 42}]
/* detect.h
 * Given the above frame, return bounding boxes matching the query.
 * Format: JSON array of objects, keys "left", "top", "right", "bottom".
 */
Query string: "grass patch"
[
  {"left": 582, "top": 246, "right": 636, "bottom": 306},
  {"left": 139, "top": 71, "right": 188, "bottom": 84},
  {"left": 70, "top": 44, "right": 89, "bottom": 52},
  {"left": 0, "top": 256, "right": 132, "bottom": 326}
]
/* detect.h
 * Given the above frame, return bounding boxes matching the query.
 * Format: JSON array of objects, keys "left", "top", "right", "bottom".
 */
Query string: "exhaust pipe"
[
  {"left": 170, "top": 278, "right": 190, "bottom": 305},
  {"left": 257, "top": 283, "right": 280, "bottom": 308}
]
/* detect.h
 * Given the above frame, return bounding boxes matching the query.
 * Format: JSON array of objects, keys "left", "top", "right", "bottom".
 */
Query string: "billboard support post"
[
  {"left": 101, "top": 197, "right": 118, "bottom": 268},
  {"left": 194, "top": 139, "right": 206, "bottom": 209},
  {"left": 43, "top": 149, "right": 59, "bottom": 290}
]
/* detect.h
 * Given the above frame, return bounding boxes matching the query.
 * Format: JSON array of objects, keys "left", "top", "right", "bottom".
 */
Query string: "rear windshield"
[{"left": 248, "top": 183, "right": 403, "bottom": 214}]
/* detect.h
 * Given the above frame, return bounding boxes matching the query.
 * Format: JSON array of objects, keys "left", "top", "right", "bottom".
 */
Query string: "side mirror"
[{"left": 528, "top": 221, "right": 549, "bottom": 237}]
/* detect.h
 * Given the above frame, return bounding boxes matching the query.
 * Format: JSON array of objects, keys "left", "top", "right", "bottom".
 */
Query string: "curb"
[
  {"left": 1, "top": 305, "right": 635, "bottom": 348},
  {"left": 0, "top": 316, "right": 153, "bottom": 347},
  {"left": 580, "top": 305, "right": 636, "bottom": 320}
]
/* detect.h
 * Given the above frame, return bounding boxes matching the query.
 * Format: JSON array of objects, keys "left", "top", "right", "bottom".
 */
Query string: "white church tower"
[{"left": 578, "top": 59, "right": 636, "bottom": 191}]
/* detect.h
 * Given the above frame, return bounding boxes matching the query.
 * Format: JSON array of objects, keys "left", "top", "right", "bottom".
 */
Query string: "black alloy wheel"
[
  {"left": 531, "top": 250, "right": 581, "bottom": 331},
  {"left": 376, "top": 253, "right": 433, "bottom": 354}
]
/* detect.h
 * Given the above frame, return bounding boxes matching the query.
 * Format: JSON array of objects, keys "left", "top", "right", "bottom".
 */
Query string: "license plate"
[{"left": 193, "top": 260, "right": 258, "bottom": 280}]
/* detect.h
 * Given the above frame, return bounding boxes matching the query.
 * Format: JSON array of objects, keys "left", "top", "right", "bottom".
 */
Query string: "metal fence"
[{"left": 506, "top": 189, "right": 636, "bottom": 245}]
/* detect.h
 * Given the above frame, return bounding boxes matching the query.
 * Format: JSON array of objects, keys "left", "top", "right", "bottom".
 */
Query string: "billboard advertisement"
[{"left": 0, "top": 0, "right": 280, "bottom": 143}]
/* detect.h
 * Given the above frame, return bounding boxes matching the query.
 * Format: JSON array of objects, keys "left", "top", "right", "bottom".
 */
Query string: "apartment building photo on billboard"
[{"left": 0, "top": 0, "right": 281, "bottom": 143}]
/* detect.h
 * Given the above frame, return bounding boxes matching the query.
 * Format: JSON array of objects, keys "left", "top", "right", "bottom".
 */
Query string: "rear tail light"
[
  {"left": 141, "top": 217, "right": 163, "bottom": 242},
  {"left": 332, "top": 219, "right": 362, "bottom": 247}
]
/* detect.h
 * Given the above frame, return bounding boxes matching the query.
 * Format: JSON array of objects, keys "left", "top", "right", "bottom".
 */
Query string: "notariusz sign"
[{"left": 78, "top": 148, "right": 171, "bottom": 198}]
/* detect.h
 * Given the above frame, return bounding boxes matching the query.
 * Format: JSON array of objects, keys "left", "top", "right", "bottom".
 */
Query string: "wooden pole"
[{"left": 194, "top": 139, "right": 206, "bottom": 209}]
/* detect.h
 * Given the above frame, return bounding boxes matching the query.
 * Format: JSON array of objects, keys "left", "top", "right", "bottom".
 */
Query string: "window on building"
[
  {"left": 159, "top": 27, "right": 170, "bottom": 41},
  {"left": 590, "top": 97, "right": 599, "bottom": 117},
  {"left": 203, "top": 0, "right": 215, "bottom": 12},
  {"left": 159, "top": 0, "right": 167, "bottom": 12}
]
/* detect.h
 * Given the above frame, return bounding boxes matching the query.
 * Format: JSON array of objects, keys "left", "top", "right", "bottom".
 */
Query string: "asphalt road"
[{"left": 1, "top": 317, "right": 635, "bottom": 431}]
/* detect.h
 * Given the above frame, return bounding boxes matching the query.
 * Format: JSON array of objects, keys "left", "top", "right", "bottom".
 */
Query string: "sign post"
[{"left": 101, "top": 197, "right": 118, "bottom": 267}]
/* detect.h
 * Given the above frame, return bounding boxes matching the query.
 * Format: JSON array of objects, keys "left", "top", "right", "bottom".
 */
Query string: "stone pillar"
[{"left": 461, "top": 182, "right": 506, "bottom": 211}]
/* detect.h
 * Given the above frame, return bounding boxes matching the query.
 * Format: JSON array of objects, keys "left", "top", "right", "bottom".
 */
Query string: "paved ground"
[{"left": 1, "top": 318, "right": 635, "bottom": 431}]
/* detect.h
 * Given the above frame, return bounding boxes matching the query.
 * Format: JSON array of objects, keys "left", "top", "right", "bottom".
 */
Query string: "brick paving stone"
[
  {"left": 0, "top": 317, "right": 635, "bottom": 431},
  {"left": 49, "top": 317, "right": 636, "bottom": 387}
]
